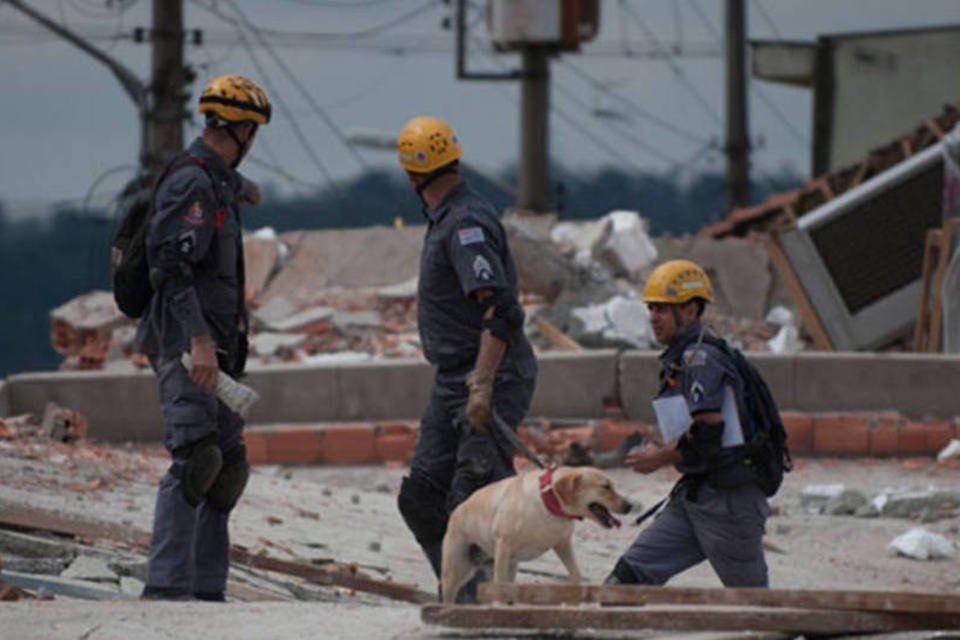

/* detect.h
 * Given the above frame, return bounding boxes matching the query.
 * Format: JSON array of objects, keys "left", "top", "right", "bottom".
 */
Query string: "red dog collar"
[{"left": 539, "top": 467, "right": 582, "bottom": 520}]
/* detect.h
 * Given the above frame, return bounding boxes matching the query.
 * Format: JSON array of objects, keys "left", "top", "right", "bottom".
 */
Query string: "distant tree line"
[{"left": 0, "top": 166, "right": 799, "bottom": 376}]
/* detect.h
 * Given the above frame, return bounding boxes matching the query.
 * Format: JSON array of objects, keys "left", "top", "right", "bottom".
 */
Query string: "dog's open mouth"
[{"left": 588, "top": 502, "right": 622, "bottom": 528}]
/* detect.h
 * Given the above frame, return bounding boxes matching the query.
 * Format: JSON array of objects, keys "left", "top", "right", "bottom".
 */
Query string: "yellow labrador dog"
[{"left": 440, "top": 466, "right": 631, "bottom": 603}]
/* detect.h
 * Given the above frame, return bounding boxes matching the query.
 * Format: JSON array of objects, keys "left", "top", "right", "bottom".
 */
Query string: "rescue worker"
[
  {"left": 134, "top": 74, "right": 270, "bottom": 601},
  {"left": 394, "top": 116, "right": 538, "bottom": 598},
  {"left": 606, "top": 260, "right": 771, "bottom": 587}
]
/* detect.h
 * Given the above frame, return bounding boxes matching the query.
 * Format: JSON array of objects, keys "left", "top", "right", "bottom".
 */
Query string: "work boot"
[
  {"left": 193, "top": 591, "right": 226, "bottom": 602},
  {"left": 141, "top": 585, "right": 194, "bottom": 601}
]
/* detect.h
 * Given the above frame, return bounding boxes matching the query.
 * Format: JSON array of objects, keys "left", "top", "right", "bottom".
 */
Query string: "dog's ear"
[{"left": 553, "top": 470, "right": 582, "bottom": 507}]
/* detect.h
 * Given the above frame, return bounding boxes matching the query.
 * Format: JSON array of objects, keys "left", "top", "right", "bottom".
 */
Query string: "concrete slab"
[
  {"left": 244, "top": 364, "right": 343, "bottom": 424},
  {"left": 59, "top": 555, "right": 118, "bottom": 584},
  {"left": 619, "top": 351, "right": 663, "bottom": 422},
  {"left": 749, "top": 353, "right": 796, "bottom": 410},
  {"left": 5, "top": 369, "right": 161, "bottom": 442},
  {"left": 335, "top": 359, "right": 433, "bottom": 421},
  {"left": 528, "top": 351, "right": 619, "bottom": 419},
  {"left": 793, "top": 352, "right": 960, "bottom": 418}
]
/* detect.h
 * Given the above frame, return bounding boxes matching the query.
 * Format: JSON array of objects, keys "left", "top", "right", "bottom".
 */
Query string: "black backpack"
[
  {"left": 111, "top": 156, "right": 213, "bottom": 319},
  {"left": 701, "top": 334, "right": 793, "bottom": 497}
]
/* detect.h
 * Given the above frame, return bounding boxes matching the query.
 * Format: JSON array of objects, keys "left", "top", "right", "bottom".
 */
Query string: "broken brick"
[
  {"left": 780, "top": 412, "right": 814, "bottom": 455},
  {"left": 812, "top": 413, "right": 870, "bottom": 456}
]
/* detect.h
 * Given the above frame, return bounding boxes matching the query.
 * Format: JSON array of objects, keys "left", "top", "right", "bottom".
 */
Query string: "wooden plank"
[
  {"left": 422, "top": 604, "right": 960, "bottom": 634},
  {"left": 914, "top": 229, "right": 941, "bottom": 351},
  {"left": 230, "top": 546, "right": 434, "bottom": 604},
  {"left": 533, "top": 315, "right": 582, "bottom": 352},
  {"left": 477, "top": 583, "right": 960, "bottom": 614},
  {"left": 766, "top": 231, "right": 834, "bottom": 350},
  {"left": 0, "top": 500, "right": 434, "bottom": 604}
]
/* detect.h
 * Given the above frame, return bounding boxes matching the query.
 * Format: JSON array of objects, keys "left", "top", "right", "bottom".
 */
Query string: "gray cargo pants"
[
  {"left": 144, "top": 357, "right": 245, "bottom": 597},
  {"left": 618, "top": 481, "right": 770, "bottom": 587}
]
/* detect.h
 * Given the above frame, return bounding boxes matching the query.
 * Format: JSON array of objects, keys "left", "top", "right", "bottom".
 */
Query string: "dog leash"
[{"left": 490, "top": 411, "right": 546, "bottom": 470}]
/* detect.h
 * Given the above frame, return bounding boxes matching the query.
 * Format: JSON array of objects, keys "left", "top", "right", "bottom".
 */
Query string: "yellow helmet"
[
  {"left": 643, "top": 259, "right": 714, "bottom": 304},
  {"left": 397, "top": 116, "right": 463, "bottom": 173},
  {"left": 198, "top": 74, "right": 271, "bottom": 126}
]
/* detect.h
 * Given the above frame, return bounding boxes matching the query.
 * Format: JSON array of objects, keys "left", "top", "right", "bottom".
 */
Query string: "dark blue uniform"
[
  {"left": 134, "top": 138, "right": 251, "bottom": 599},
  {"left": 398, "top": 182, "right": 537, "bottom": 581},
  {"left": 612, "top": 321, "right": 770, "bottom": 587}
]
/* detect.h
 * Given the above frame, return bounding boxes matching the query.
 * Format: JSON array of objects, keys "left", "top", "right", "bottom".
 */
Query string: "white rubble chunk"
[
  {"left": 767, "top": 325, "right": 803, "bottom": 355},
  {"left": 252, "top": 297, "right": 300, "bottom": 328},
  {"left": 250, "top": 332, "right": 308, "bottom": 357},
  {"left": 378, "top": 276, "right": 418, "bottom": 300},
  {"left": 266, "top": 306, "right": 334, "bottom": 333},
  {"left": 800, "top": 483, "right": 845, "bottom": 513},
  {"left": 299, "top": 351, "right": 372, "bottom": 365},
  {"left": 888, "top": 527, "right": 955, "bottom": 560},
  {"left": 592, "top": 211, "right": 658, "bottom": 280},
  {"left": 571, "top": 295, "right": 652, "bottom": 348},
  {"left": 250, "top": 226, "right": 278, "bottom": 240},
  {"left": 765, "top": 305, "right": 795, "bottom": 327},
  {"left": 937, "top": 438, "right": 960, "bottom": 461},
  {"left": 549, "top": 219, "right": 609, "bottom": 254}
]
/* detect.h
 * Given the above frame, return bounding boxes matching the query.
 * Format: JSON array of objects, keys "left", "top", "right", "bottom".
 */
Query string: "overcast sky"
[{"left": 1, "top": 0, "right": 959, "bottom": 219}]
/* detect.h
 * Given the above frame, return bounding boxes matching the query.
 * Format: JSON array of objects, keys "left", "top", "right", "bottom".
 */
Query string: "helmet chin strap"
[
  {"left": 224, "top": 123, "right": 255, "bottom": 168},
  {"left": 414, "top": 163, "right": 458, "bottom": 208}
]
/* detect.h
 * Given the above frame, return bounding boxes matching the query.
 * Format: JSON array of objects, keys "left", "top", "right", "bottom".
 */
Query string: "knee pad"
[
  {"left": 173, "top": 434, "right": 223, "bottom": 507},
  {"left": 206, "top": 446, "right": 249, "bottom": 513},
  {"left": 397, "top": 476, "right": 448, "bottom": 548}
]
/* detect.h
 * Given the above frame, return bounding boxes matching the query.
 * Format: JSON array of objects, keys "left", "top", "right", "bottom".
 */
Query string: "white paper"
[
  {"left": 651, "top": 395, "right": 692, "bottom": 444},
  {"left": 720, "top": 386, "right": 745, "bottom": 447}
]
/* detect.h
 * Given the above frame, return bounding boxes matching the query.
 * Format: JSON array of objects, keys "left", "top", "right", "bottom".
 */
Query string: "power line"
[
  {"left": 750, "top": 0, "right": 784, "bottom": 39},
  {"left": 557, "top": 59, "right": 711, "bottom": 146},
  {"left": 220, "top": 0, "right": 371, "bottom": 170},
  {"left": 619, "top": 0, "right": 723, "bottom": 126},
  {"left": 467, "top": 35, "right": 650, "bottom": 173},
  {"left": 683, "top": 0, "right": 808, "bottom": 147}
]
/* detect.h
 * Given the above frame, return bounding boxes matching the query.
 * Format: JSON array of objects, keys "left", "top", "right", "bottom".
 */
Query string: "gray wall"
[{"left": 4, "top": 351, "right": 960, "bottom": 442}]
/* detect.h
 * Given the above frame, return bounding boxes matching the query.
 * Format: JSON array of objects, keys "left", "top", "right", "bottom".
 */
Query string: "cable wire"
[{"left": 619, "top": 0, "right": 723, "bottom": 126}]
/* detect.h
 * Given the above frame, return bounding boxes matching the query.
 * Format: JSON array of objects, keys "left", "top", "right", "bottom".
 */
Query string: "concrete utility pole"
[
  {"left": 518, "top": 46, "right": 552, "bottom": 213},
  {"left": 724, "top": 0, "right": 750, "bottom": 209},
  {"left": 147, "top": 0, "right": 189, "bottom": 174}
]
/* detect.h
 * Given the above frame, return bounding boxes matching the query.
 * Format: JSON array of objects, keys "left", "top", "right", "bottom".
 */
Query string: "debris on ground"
[
  {"left": 888, "top": 527, "right": 956, "bottom": 560},
  {"left": 40, "top": 403, "right": 87, "bottom": 443},
  {"left": 937, "top": 439, "right": 960, "bottom": 461}
]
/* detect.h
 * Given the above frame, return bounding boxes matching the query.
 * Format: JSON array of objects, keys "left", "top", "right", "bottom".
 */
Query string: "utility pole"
[
  {"left": 518, "top": 46, "right": 551, "bottom": 213},
  {"left": 147, "top": 0, "right": 189, "bottom": 174},
  {"left": 5, "top": 0, "right": 190, "bottom": 180},
  {"left": 724, "top": 0, "right": 750, "bottom": 209}
]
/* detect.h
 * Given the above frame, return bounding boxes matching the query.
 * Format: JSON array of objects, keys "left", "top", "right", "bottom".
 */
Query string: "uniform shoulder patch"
[
  {"left": 457, "top": 226, "right": 485, "bottom": 246},
  {"left": 684, "top": 347, "right": 709, "bottom": 367},
  {"left": 182, "top": 200, "right": 205, "bottom": 226},
  {"left": 473, "top": 255, "right": 494, "bottom": 281}
]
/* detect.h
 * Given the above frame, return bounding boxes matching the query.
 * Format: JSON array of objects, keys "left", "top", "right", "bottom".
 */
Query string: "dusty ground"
[{"left": 0, "top": 436, "right": 957, "bottom": 639}]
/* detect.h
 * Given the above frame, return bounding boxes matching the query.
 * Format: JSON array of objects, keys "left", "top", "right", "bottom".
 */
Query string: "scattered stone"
[
  {"left": 350, "top": 495, "right": 360, "bottom": 505},
  {"left": 799, "top": 483, "right": 845, "bottom": 514},
  {"left": 332, "top": 311, "right": 381, "bottom": 332},
  {"left": 368, "top": 541, "right": 381, "bottom": 553},
  {"left": 937, "top": 439, "right": 960, "bottom": 462},
  {"left": 774, "top": 524, "right": 791, "bottom": 535},
  {"left": 0, "top": 556, "right": 72, "bottom": 575},
  {"left": 881, "top": 491, "right": 960, "bottom": 519},
  {"left": 119, "top": 576, "right": 145, "bottom": 598},
  {"left": 854, "top": 503, "right": 881, "bottom": 518},
  {"left": 41, "top": 402, "right": 88, "bottom": 443},
  {"left": 108, "top": 561, "right": 147, "bottom": 581},
  {"left": 59, "top": 554, "right": 119, "bottom": 584},
  {"left": 266, "top": 516, "right": 284, "bottom": 526},
  {"left": 375, "top": 483, "right": 391, "bottom": 494},
  {"left": 250, "top": 332, "right": 308, "bottom": 358},
  {"left": 823, "top": 490, "right": 868, "bottom": 516},
  {"left": 888, "top": 527, "right": 955, "bottom": 560},
  {"left": 321, "top": 488, "right": 333, "bottom": 497}
]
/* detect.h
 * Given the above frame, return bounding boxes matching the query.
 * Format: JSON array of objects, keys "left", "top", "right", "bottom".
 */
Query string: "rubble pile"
[{"left": 47, "top": 215, "right": 811, "bottom": 372}]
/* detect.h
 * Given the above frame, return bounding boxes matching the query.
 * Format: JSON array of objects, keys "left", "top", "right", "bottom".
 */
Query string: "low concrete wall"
[
  {"left": 621, "top": 351, "right": 960, "bottom": 422},
  {"left": 4, "top": 351, "right": 960, "bottom": 442}
]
